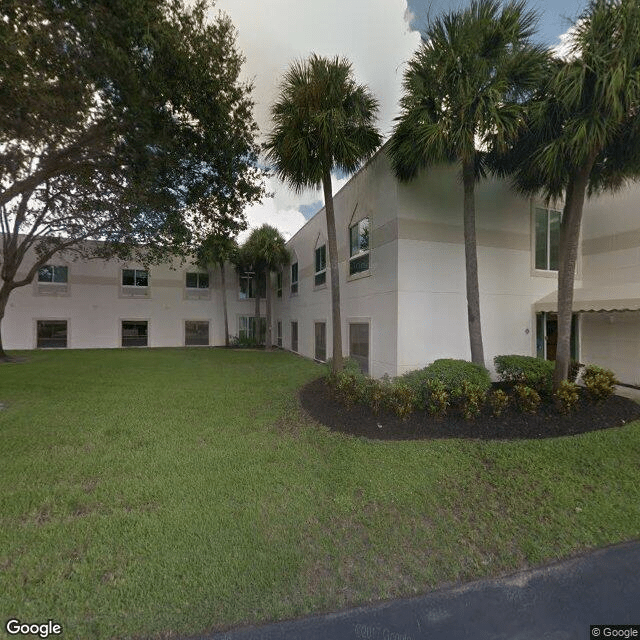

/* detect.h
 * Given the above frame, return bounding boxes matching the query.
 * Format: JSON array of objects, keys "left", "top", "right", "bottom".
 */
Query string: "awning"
[{"left": 534, "top": 284, "right": 640, "bottom": 312}]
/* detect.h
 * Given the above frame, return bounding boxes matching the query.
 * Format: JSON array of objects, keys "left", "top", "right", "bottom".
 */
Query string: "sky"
[{"left": 210, "top": 0, "right": 587, "bottom": 242}]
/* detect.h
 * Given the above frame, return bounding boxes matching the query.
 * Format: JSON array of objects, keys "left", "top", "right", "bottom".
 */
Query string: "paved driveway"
[{"left": 192, "top": 541, "right": 640, "bottom": 640}]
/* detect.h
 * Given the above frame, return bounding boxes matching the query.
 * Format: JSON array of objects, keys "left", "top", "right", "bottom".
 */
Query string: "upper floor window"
[
  {"left": 535, "top": 207, "right": 561, "bottom": 271},
  {"left": 122, "top": 269, "right": 148, "bottom": 287},
  {"left": 38, "top": 265, "right": 68, "bottom": 284},
  {"left": 186, "top": 271, "right": 209, "bottom": 289},
  {"left": 239, "top": 272, "right": 266, "bottom": 299},
  {"left": 276, "top": 271, "right": 283, "bottom": 298},
  {"left": 314, "top": 244, "right": 326, "bottom": 286},
  {"left": 291, "top": 262, "right": 298, "bottom": 295},
  {"left": 349, "top": 217, "right": 370, "bottom": 275}
]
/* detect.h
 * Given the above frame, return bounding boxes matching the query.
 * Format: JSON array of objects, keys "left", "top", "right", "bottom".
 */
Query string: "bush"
[
  {"left": 582, "top": 365, "right": 617, "bottom": 403},
  {"left": 362, "top": 377, "right": 388, "bottom": 416},
  {"left": 514, "top": 384, "right": 541, "bottom": 414},
  {"left": 385, "top": 382, "right": 419, "bottom": 420},
  {"left": 494, "top": 355, "right": 554, "bottom": 395},
  {"left": 568, "top": 360, "right": 584, "bottom": 383},
  {"left": 424, "top": 379, "right": 450, "bottom": 419},
  {"left": 555, "top": 380, "right": 580, "bottom": 414},
  {"left": 487, "top": 388, "right": 509, "bottom": 417},
  {"left": 401, "top": 359, "right": 491, "bottom": 399},
  {"left": 457, "top": 380, "right": 485, "bottom": 420},
  {"left": 230, "top": 334, "right": 262, "bottom": 348}
]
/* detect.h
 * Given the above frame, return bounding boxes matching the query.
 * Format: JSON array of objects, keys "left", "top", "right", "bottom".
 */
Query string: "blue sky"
[
  {"left": 407, "top": 0, "right": 585, "bottom": 44},
  {"left": 212, "top": 0, "right": 586, "bottom": 240}
]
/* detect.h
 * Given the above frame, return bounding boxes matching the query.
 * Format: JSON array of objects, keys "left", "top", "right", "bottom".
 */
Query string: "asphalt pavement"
[{"left": 190, "top": 540, "right": 640, "bottom": 640}]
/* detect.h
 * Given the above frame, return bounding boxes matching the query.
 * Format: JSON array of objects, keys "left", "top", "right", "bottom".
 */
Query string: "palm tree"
[
  {"left": 197, "top": 232, "right": 238, "bottom": 347},
  {"left": 490, "top": 0, "right": 640, "bottom": 389},
  {"left": 242, "top": 224, "right": 289, "bottom": 349},
  {"left": 388, "top": 0, "right": 547, "bottom": 366},
  {"left": 264, "top": 54, "right": 382, "bottom": 372}
]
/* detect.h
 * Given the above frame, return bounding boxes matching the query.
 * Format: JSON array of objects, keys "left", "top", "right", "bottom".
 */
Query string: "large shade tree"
[
  {"left": 264, "top": 54, "right": 381, "bottom": 372},
  {"left": 197, "top": 232, "right": 239, "bottom": 347},
  {"left": 241, "top": 224, "right": 289, "bottom": 349},
  {"left": 0, "top": 0, "right": 265, "bottom": 359},
  {"left": 490, "top": 0, "right": 640, "bottom": 389},
  {"left": 388, "top": 0, "right": 547, "bottom": 366}
]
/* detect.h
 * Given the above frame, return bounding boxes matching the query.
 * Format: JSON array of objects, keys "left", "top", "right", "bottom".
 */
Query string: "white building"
[{"left": 3, "top": 147, "right": 640, "bottom": 385}]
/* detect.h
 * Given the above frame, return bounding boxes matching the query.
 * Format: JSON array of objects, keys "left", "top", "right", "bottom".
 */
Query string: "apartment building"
[{"left": 3, "top": 146, "right": 640, "bottom": 384}]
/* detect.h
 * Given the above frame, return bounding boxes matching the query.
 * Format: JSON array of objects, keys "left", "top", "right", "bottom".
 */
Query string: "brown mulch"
[{"left": 299, "top": 377, "right": 640, "bottom": 441}]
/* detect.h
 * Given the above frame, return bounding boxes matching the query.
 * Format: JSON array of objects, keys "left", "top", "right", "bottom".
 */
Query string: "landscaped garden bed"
[
  {"left": 300, "top": 376, "right": 640, "bottom": 440},
  {"left": 302, "top": 356, "right": 640, "bottom": 440}
]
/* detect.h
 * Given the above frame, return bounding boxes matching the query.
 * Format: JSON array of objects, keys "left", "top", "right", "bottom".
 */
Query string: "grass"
[{"left": 1, "top": 348, "right": 639, "bottom": 640}]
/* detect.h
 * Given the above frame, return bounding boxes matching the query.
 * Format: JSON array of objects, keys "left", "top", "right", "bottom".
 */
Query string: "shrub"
[
  {"left": 568, "top": 360, "right": 584, "bottom": 383},
  {"left": 385, "top": 382, "right": 419, "bottom": 420},
  {"left": 362, "top": 377, "right": 388, "bottom": 415},
  {"left": 230, "top": 334, "right": 262, "bottom": 348},
  {"left": 513, "top": 384, "right": 541, "bottom": 414},
  {"left": 424, "top": 379, "right": 450, "bottom": 419},
  {"left": 401, "top": 359, "right": 491, "bottom": 399},
  {"left": 494, "top": 355, "right": 554, "bottom": 395},
  {"left": 457, "top": 380, "right": 485, "bottom": 420},
  {"left": 330, "top": 370, "right": 360, "bottom": 408},
  {"left": 554, "top": 380, "right": 580, "bottom": 414},
  {"left": 582, "top": 365, "right": 617, "bottom": 403},
  {"left": 487, "top": 388, "right": 509, "bottom": 417}
]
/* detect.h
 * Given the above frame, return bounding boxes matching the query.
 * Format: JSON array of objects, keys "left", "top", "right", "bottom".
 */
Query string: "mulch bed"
[{"left": 299, "top": 377, "right": 640, "bottom": 441}]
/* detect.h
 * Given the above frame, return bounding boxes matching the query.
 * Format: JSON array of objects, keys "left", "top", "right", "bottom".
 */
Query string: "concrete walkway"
[
  {"left": 193, "top": 541, "right": 640, "bottom": 640},
  {"left": 615, "top": 384, "right": 640, "bottom": 404}
]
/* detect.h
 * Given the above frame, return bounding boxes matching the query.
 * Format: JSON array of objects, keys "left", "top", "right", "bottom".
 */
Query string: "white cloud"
[
  {"left": 552, "top": 23, "right": 581, "bottom": 61},
  {"left": 209, "top": 0, "right": 420, "bottom": 239}
]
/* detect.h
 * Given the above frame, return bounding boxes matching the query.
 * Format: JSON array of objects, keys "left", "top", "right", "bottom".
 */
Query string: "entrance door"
[{"left": 536, "top": 312, "right": 578, "bottom": 361}]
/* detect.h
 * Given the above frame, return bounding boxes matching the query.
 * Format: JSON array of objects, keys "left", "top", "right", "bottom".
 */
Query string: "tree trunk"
[
  {"left": 462, "top": 158, "right": 485, "bottom": 367},
  {"left": 220, "top": 261, "right": 230, "bottom": 347},
  {"left": 0, "top": 283, "right": 13, "bottom": 361},
  {"left": 553, "top": 160, "right": 593, "bottom": 391},
  {"left": 265, "top": 266, "right": 272, "bottom": 350},
  {"left": 322, "top": 166, "right": 343, "bottom": 373},
  {"left": 254, "top": 275, "right": 261, "bottom": 345}
]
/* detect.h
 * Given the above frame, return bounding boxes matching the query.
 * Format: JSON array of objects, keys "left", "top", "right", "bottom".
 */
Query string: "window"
[
  {"left": 122, "top": 269, "right": 148, "bottom": 287},
  {"left": 290, "top": 262, "right": 298, "bottom": 294},
  {"left": 314, "top": 245, "right": 327, "bottom": 286},
  {"left": 349, "top": 217, "right": 370, "bottom": 275},
  {"left": 185, "top": 321, "right": 209, "bottom": 346},
  {"left": 535, "top": 207, "right": 561, "bottom": 271},
  {"left": 186, "top": 272, "right": 209, "bottom": 289},
  {"left": 314, "top": 322, "right": 326, "bottom": 362},
  {"left": 276, "top": 272, "right": 283, "bottom": 298},
  {"left": 291, "top": 321, "right": 298, "bottom": 352},
  {"left": 37, "top": 320, "right": 67, "bottom": 348},
  {"left": 536, "top": 313, "right": 579, "bottom": 361},
  {"left": 239, "top": 316, "right": 266, "bottom": 343},
  {"left": 239, "top": 272, "right": 266, "bottom": 299},
  {"left": 38, "top": 265, "right": 68, "bottom": 284},
  {"left": 277, "top": 320, "right": 282, "bottom": 348},
  {"left": 349, "top": 323, "right": 369, "bottom": 374},
  {"left": 122, "top": 321, "right": 148, "bottom": 347}
]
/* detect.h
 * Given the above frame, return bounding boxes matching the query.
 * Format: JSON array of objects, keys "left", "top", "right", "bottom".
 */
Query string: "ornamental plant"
[
  {"left": 582, "top": 365, "right": 617, "bottom": 403},
  {"left": 514, "top": 384, "right": 541, "bottom": 414},
  {"left": 554, "top": 380, "right": 580, "bottom": 414}
]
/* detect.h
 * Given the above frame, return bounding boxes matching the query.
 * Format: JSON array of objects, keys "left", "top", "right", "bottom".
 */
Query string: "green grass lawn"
[{"left": 1, "top": 348, "right": 639, "bottom": 640}]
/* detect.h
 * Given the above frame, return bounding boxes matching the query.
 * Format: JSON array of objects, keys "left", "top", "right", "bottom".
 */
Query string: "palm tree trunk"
[
  {"left": 219, "top": 261, "right": 230, "bottom": 347},
  {"left": 553, "top": 160, "right": 593, "bottom": 391},
  {"left": 0, "top": 283, "right": 13, "bottom": 361},
  {"left": 322, "top": 166, "right": 343, "bottom": 373},
  {"left": 254, "top": 278, "right": 261, "bottom": 345},
  {"left": 462, "top": 158, "right": 485, "bottom": 367},
  {"left": 265, "top": 266, "right": 272, "bottom": 350}
]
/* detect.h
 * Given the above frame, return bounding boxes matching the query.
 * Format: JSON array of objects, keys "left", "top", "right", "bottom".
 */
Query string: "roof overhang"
[{"left": 534, "top": 284, "right": 640, "bottom": 313}]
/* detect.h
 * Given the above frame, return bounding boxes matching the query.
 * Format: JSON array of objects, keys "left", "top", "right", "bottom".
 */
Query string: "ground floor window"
[
  {"left": 291, "top": 321, "right": 298, "bottom": 352},
  {"left": 122, "top": 321, "right": 148, "bottom": 347},
  {"left": 277, "top": 320, "right": 282, "bottom": 348},
  {"left": 239, "top": 316, "right": 266, "bottom": 343},
  {"left": 349, "top": 322, "right": 369, "bottom": 374},
  {"left": 37, "top": 320, "right": 67, "bottom": 348},
  {"left": 536, "top": 312, "right": 579, "bottom": 361},
  {"left": 315, "top": 322, "right": 326, "bottom": 362},
  {"left": 185, "top": 321, "right": 209, "bottom": 346}
]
